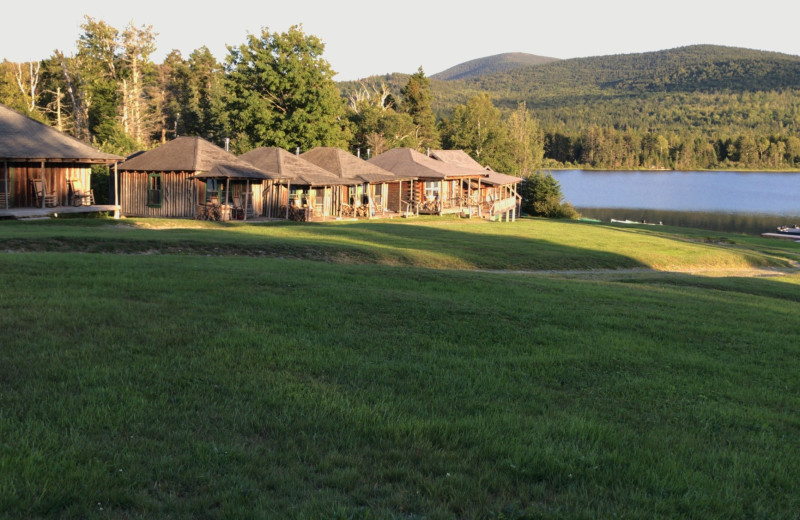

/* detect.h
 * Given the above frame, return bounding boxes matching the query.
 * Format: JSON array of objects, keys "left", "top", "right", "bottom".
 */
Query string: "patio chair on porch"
[
  {"left": 232, "top": 195, "right": 244, "bottom": 220},
  {"left": 31, "top": 180, "right": 57, "bottom": 207},
  {"left": 69, "top": 179, "right": 95, "bottom": 206}
]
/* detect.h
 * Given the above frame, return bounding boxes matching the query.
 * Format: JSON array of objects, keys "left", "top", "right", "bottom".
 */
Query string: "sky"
[{"left": 3, "top": 0, "right": 800, "bottom": 81}]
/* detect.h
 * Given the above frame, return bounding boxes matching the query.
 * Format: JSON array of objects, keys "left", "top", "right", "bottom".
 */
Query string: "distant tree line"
[{"left": 543, "top": 126, "right": 800, "bottom": 170}]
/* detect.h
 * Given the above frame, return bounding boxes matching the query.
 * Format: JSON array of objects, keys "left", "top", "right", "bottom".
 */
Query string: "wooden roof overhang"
[
  {"left": 1, "top": 103, "right": 123, "bottom": 165},
  {"left": 368, "top": 147, "right": 485, "bottom": 181},
  {"left": 0, "top": 156, "right": 121, "bottom": 165},
  {"left": 193, "top": 163, "right": 273, "bottom": 181}
]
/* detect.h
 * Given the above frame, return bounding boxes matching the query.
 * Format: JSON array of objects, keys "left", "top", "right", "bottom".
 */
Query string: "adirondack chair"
[
  {"left": 31, "top": 180, "right": 57, "bottom": 207},
  {"left": 69, "top": 179, "right": 94, "bottom": 206}
]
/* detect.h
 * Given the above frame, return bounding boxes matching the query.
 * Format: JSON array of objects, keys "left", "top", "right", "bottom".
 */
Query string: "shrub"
[{"left": 519, "top": 171, "right": 580, "bottom": 218}]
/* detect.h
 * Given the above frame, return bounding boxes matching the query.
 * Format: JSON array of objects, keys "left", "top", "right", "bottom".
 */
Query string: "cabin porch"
[{"left": 0, "top": 204, "right": 120, "bottom": 219}]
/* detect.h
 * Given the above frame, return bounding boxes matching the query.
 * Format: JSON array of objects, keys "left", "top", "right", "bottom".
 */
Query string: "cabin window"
[
  {"left": 348, "top": 185, "right": 364, "bottom": 206},
  {"left": 289, "top": 187, "right": 307, "bottom": 207},
  {"left": 424, "top": 181, "right": 441, "bottom": 200},
  {"left": 147, "top": 173, "right": 162, "bottom": 207},
  {"left": 206, "top": 179, "right": 220, "bottom": 203}
]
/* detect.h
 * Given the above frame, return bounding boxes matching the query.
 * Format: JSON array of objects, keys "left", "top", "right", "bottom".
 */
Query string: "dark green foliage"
[
  {"left": 440, "top": 93, "right": 515, "bottom": 172},
  {"left": 224, "top": 25, "right": 351, "bottom": 153},
  {"left": 425, "top": 46, "right": 800, "bottom": 170},
  {"left": 399, "top": 67, "right": 440, "bottom": 151},
  {"left": 519, "top": 171, "right": 579, "bottom": 218},
  {"left": 156, "top": 47, "right": 230, "bottom": 144}
]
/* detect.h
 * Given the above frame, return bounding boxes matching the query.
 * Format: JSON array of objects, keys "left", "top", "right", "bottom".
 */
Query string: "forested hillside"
[
  {"left": 430, "top": 52, "right": 558, "bottom": 81},
  {"left": 426, "top": 46, "right": 800, "bottom": 170},
  {"left": 339, "top": 46, "right": 800, "bottom": 170}
]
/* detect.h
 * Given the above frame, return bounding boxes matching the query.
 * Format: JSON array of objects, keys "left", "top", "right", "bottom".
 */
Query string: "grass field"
[{"left": 1, "top": 217, "right": 799, "bottom": 519}]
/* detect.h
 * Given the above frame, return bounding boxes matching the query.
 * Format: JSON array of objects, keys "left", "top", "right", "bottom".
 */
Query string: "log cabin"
[
  {"left": 116, "top": 136, "right": 269, "bottom": 219},
  {"left": 430, "top": 150, "right": 522, "bottom": 221},
  {"left": 239, "top": 147, "right": 362, "bottom": 220},
  {"left": 0, "top": 103, "right": 122, "bottom": 218},
  {"left": 300, "top": 147, "right": 414, "bottom": 218},
  {"left": 368, "top": 148, "right": 486, "bottom": 216}
]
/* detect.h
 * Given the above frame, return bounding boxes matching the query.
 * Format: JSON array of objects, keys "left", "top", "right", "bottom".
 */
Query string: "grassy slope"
[{"left": 1, "top": 217, "right": 799, "bottom": 519}]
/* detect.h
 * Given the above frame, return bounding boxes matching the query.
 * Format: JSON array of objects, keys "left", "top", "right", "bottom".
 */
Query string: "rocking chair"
[
  {"left": 31, "top": 180, "right": 57, "bottom": 207},
  {"left": 69, "top": 179, "right": 95, "bottom": 206}
]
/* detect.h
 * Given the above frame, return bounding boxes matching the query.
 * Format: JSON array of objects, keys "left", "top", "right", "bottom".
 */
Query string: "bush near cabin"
[{"left": 519, "top": 171, "right": 579, "bottom": 219}]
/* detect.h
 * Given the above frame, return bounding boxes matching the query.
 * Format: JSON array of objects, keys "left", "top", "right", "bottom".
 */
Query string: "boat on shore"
[
  {"left": 776, "top": 225, "right": 800, "bottom": 235},
  {"left": 610, "top": 218, "right": 663, "bottom": 226},
  {"left": 762, "top": 225, "right": 800, "bottom": 241}
]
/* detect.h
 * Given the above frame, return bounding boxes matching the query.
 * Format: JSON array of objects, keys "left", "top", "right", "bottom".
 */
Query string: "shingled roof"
[
  {"left": 368, "top": 148, "right": 485, "bottom": 180},
  {"left": 0, "top": 103, "right": 121, "bottom": 163},
  {"left": 301, "top": 147, "right": 401, "bottom": 183},
  {"left": 239, "top": 147, "right": 361, "bottom": 186},
  {"left": 431, "top": 149, "right": 522, "bottom": 186},
  {"left": 117, "top": 136, "right": 265, "bottom": 178}
]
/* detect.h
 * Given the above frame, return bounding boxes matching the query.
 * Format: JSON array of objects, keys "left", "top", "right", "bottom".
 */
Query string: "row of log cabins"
[{"left": 1, "top": 103, "right": 521, "bottom": 221}]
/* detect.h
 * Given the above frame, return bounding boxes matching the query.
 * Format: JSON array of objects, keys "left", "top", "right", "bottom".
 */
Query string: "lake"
[{"left": 549, "top": 170, "right": 800, "bottom": 234}]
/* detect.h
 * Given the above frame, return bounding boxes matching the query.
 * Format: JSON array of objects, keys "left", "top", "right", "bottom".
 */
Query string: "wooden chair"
[
  {"left": 31, "top": 180, "right": 57, "bottom": 207},
  {"left": 243, "top": 191, "right": 255, "bottom": 218},
  {"left": 69, "top": 179, "right": 94, "bottom": 206},
  {"left": 232, "top": 195, "right": 244, "bottom": 219}
]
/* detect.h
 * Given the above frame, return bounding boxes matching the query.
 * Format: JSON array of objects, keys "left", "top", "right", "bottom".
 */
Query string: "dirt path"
[{"left": 477, "top": 264, "right": 800, "bottom": 279}]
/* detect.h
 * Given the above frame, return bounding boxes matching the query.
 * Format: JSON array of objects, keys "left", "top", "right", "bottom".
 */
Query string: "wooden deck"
[{"left": 0, "top": 205, "right": 120, "bottom": 219}]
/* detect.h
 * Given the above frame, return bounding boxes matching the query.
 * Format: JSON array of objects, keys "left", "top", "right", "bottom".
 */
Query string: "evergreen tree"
[
  {"left": 399, "top": 67, "right": 440, "bottom": 151},
  {"left": 519, "top": 171, "right": 578, "bottom": 218},
  {"left": 155, "top": 47, "right": 229, "bottom": 144},
  {"left": 224, "top": 25, "right": 351, "bottom": 153}
]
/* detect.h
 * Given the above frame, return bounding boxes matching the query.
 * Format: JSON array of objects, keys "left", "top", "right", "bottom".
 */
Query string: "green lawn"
[{"left": 1, "top": 217, "right": 799, "bottom": 519}]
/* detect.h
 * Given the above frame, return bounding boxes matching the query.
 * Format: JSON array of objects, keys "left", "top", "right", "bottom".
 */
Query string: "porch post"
[
  {"left": 113, "top": 162, "right": 120, "bottom": 218},
  {"left": 285, "top": 181, "right": 290, "bottom": 220},
  {"left": 477, "top": 178, "right": 482, "bottom": 217},
  {"left": 467, "top": 178, "right": 471, "bottom": 218},
  {"left": 3, "top": 160, "right": 7, "bottom": 209},
  {"left": 244, "top": 178, "right": 250, "bottom": 221},
  {"left": 40, "top": 161, "right": 46, "bottom": 208}
]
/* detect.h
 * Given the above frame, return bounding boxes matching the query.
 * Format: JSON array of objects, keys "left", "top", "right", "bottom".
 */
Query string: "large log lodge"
[{"left": 1, "top": 103, "right": 521, "bottom": 222}]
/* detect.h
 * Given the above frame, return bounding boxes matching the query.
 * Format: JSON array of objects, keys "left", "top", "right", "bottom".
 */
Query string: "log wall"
[
  {"left": 120, "top": 170, "right": 199, "bottom": 218},
  {"left": 4, "top": 162, "right": 91, "bottom": 207}
]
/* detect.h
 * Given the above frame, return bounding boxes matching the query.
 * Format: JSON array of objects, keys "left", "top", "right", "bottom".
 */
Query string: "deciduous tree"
[
  {"left": 224, "top": 25, "right": 351, "bottom": 153},
  {"left": 441, "top": 93, "right": 513, "bottom": 171},
  {"left": 506, "top": 102, "right": 544, "bottom": 175}
]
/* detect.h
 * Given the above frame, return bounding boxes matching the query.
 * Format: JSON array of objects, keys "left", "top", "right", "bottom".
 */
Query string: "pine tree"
[{"left": 400, "top": 67, "right": 440, "bottom": 152}]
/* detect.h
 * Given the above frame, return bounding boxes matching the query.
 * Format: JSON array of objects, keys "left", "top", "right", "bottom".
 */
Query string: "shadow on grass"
[{"left": 0, "top": 218, "right": 647, "bottom": 271}]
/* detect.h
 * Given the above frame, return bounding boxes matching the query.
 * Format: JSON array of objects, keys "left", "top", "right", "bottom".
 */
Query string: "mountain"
[
  {"left": 430, "top": 52, "right": 559, "bottom": 81},
  {"left": 425, "top": 45, "right": 800, "bottom": 135},
  {"left": 337, "top": 45, "right": 800, "bottom": 137},
  {"left": 457, "top": 45, "right": 800, "bottom": 96}
]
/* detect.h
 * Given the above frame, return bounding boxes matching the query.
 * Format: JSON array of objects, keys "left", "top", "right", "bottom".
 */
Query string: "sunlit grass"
[
  {"left": 2, "top": 216, "right": 798, "bottom": 272},
  {"left": 1, "top": 218, "right": 800, "bottom": 518}
]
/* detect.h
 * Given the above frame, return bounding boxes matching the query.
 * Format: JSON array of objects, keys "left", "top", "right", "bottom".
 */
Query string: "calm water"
[{"left": 550, "top": 170, "right": 800, "bottom": 234}]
